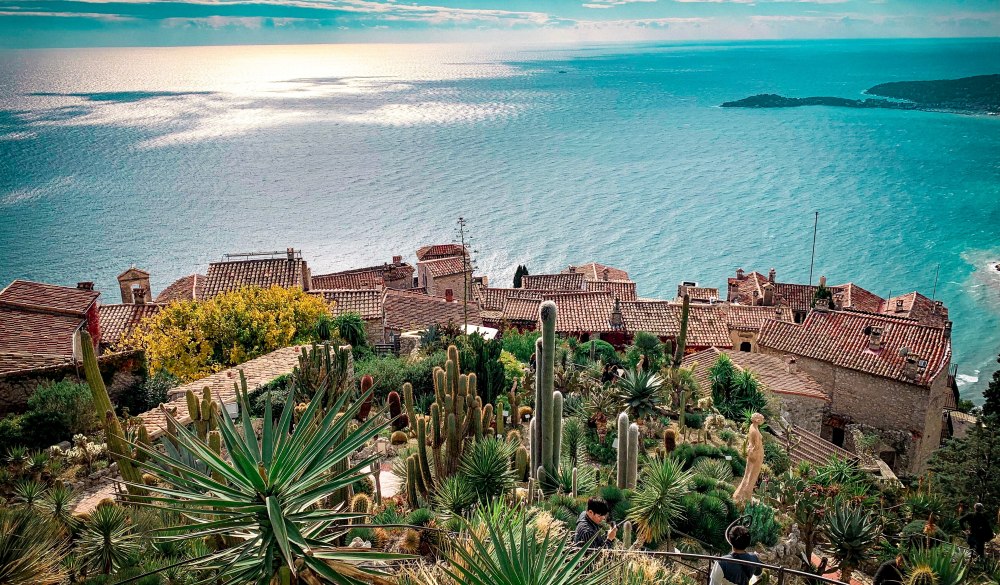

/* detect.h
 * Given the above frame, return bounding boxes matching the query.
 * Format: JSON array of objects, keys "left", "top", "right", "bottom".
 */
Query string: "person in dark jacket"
[
  {"left": 573, "top": 497, "right": 617, "bottom": 549},
  {"left": 960, "top": 502, "right": 995, "bottom": 558},
  {"left": 716, "top": 526, "right": 762, "bottom": 585},
  {"left": 872, "top": 555, "right": 904, "bottom": 585}
]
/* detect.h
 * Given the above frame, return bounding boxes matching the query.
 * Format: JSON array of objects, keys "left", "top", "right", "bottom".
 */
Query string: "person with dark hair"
[
  {"left": 872, "top": 555, "right": 905, "bottom": 585},
  {"left": 573, "top": 497, "right": 618, "bottom": 549},
  {"left": 713, "top": 525, "right": 762, "bottom": 585},
  {"left": 960, "top": 502, "right": 995, "bottom": 559}
]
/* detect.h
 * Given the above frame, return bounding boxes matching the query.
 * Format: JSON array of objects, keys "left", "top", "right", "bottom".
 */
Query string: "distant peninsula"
[{"left": 721, "top": 74, "right": 1000, "bottom": 116}]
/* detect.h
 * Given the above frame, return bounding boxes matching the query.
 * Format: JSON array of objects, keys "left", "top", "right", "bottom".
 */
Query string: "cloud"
[{"left": 583, "top": 0, "right": 657, "bottom": 9}]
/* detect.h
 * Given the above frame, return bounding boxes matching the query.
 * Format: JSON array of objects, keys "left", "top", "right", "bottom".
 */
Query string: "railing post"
[{"left": 777, "top": 566, "right": 786, "bottom": 585}]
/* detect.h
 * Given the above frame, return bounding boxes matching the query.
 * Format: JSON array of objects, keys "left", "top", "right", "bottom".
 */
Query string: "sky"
[{"left": 1, "top": 0, "right": 999, "bottom": 48}]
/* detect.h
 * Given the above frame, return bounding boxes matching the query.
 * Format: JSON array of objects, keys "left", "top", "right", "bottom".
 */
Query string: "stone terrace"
[{"left": 72, "top": 346, "right": 303, "bottom": 514}]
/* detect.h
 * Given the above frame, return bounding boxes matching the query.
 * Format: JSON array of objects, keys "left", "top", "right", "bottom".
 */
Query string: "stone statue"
[{"left": 734, "top": 412, "right": 765, "bottom": 506}]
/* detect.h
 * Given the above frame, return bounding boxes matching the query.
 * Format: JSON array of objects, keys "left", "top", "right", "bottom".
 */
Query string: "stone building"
[
  {"left": 99, "top": 267, "right": 163, "bottom": 352},
  {"left": 156, "top": 274, "right": 205, "bottom": 304},
  {"left": 382, "top": 288, "right": 482, "bottom": 343},
  {"left": 521, "top": 272, "right": 586, "bottom": 291},
  {"left": 416, "top": 244, "right": 468, "bottom": 262},
  {"left": 117, "top": 267, "right": 153, "bottom": 304},
  {"left": 201, "top": 248, "right": 311, "bottom": 299},
  {"left": 0, "top": 280, "right": 101, "bottom": 366},
  {"left": 312, "top": 288, "right": 386, "bottom": 344},
  {"left": 417, "top": 255, "right": 473, "bottom": 299},
  {"left": 563, "top": 262, "right": 630, "bottom": 282},
  {"left": 676, "top": 283, "right": 721, "bottom": 304},
  {"left": 311, "top": 256, "right": 414, "bottom": 290},
  {"left": 620, "top": 300, "right": 733, "bottom": 351},
  {"left": 758, "top": 309, "right": 952, "bottom": 475}
]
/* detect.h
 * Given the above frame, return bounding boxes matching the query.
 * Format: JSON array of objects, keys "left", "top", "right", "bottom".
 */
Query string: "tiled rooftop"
[
  {"left": 681, "top": 348, "right": 829, "bottom": 401},
  {"left": 418, "top": 256, "right": 470, "bottom": 278},
  {"left": 586, "top": 280, "right": 638, "bottom": 301},
  {"left": 0, "top": 280, "right": 99, "bottom": 316},
  {"left": 565, "top": 262, "right": 630, "bottom": 282},
  {"left": 202, "top": 258, "right": 308, "bottom": 299},
  {"left": 155, "top": 274, "right": 205, "bottom": 304},
  {"left": 523, "top": 272, "right": 585, "bottom": 291},
  {"left": 502, "top": 296, "right": 542, "bottom": 323},
  {"left": 758, "top": 310, "right": 951, "bottom": 387},
  {"left": 620, "top": 301, "right": 733, "bottom": 348},
  {"left": 836, "top": 283, "right": 884, "bottom": 313},
  {"left": 99, "top": 304, "right": 162, "bottom": 350},
  {"left": 0, "top": 307, "right": 83, "bottom": 358},
  {"left": 541, "top": 291, "right": 617, "bottom": 333},
  {"left": 882, "top": 292, "right": 949, "bottom": 328},
  {"left": 0, "top": 352, "right": 76, "bottom": 376},
  {"left": 313, "top": 289, "right": 384, "bottom": 321},
  {"left": 725, "top": 304, "right": 793, "bottom": 332},
  {"left": 384, "top": 289, "right": 482, "bottom": 331},
  {"left": 678, "top": 285, "right": 720, "bottom": 303},
  {"left": 311, "top": 270, "right": 384, "bottom": 290},
  {"left": 416, "top": 244, "right": 468, "bottom": 261}
]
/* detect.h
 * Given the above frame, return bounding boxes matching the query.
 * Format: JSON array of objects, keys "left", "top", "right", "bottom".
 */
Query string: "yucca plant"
[
  {"left": 905, "top": 545, "right": 967, "bottom": 585},
  {"left": 628, "top": 455, "right": 693, "bottom": 547},
  {"left": 0, "top": 508, "right": 68, "bottom": 585},
  {"left": 130, "top": 384, "right": 404, "bottom": 584},
  {"left": 11, "top": 478, "right": 46, "bottom": 509},
  {"left": 824, "top": 500, "right": 881, "bottom": 583},
  {"left": 556, "top": 460, "right": 596, "bottom": 496},
  {"left": 616, "top": 368, "right": 666, "bottom": 421},
  {"left": 444, "top": 508, "right": 612, "bottom": 585},
  {"left": 458, "top": 436, "right": 517, "bottom": 503},
  {"left": 77, "top": 503, "right": 141, "bottom": 575},
  {"left": 562, "top": 417, "right": 584, "bottom": 468},
  {"left": 434, "top": 475, "right": 478, "bottom": 517},
  {"left": 42, "top": 483, "right": 78, "bottom": 533}
]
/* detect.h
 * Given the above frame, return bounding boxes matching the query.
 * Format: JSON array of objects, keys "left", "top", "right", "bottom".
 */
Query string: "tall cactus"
[
  {"left": 403, "top": 383, "right": 418, "bottom": 434},
  {"left": 672, "top": 293, "right": 691, "bottom": 368},
  {"left": 530, "top": 301, "right": 562, "bottom": 480},
  {"left": 187, "top": 386, "right": 218, "bottom": 442},
  {"left": 79, "top": 331, "right": 145, "bottom": 497},
  {"left": 626, "top": 423, "right": 639, "bottom": 489},
  {"left": 616, "top": 412, "right": 630, "bottom": 489}
]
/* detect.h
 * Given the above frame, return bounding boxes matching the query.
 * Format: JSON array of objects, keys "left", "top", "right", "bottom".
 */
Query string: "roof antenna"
[
  {"left": 931, "top": 263, "right": 940, "bottom": 301},
  {"left": 808, "top": 211, "right": 819, "bottom": 286}
]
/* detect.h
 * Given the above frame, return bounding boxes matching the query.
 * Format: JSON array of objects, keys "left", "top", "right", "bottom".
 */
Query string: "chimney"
[
  {"left": 610, "top": 297, "right": 623, "bottom": 329},
  {"left": 602, "top": 268, "right": 610, "bottom": 281},
  {"left": 819, "top": 275, "right": 827, "bottom": 288},
  {"left": 132, "top": 287, "right": 146, "bottom": 305},
  {"left": 944, "top": 320, "right": 952, "bottom": 339},
  {"left": 568, "top": 265, "right": 576, "bottom": 273},
  {"left": 768, "top": 268, "right": 776, "bottom": 283},
  {"left": 866, "top": 325, "right": 883, "bottom": 351},
  {"left": 933, "top": 300, "right": 943, "bottom": 314},
  {"left": 895, "top": 299, "right": 905, "bottom": 313},
  {"left": 902, "top": 355, "right": 918, "bottom": 381},
  {"left": 286, "top": 247, "right": 295, "bottom": 261},
  {"left": 736, "top": 268, "right": 745, "bottom": 281},
  {"left": 392, "top": 255, "right": 402, "bottom": 265},
  {"left": 786, "top": 356, "right": 797, "bottom": 374},
  {"left": 762, "top": 282, "right": 774, "bottom": 307},
  {"left": 833, "top": 292, "right": 845, "bottom": 311},
  {"left": 77, "top": 281, "right": 94, "bottom": 291},
  {"left": 445, "top": 288, "right": 454, "bottom": 302}
]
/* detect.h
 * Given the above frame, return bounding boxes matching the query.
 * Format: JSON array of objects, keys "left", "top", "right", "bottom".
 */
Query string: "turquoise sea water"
[{"left": 1, "top": 39, "right": 999, "bottom": 401}]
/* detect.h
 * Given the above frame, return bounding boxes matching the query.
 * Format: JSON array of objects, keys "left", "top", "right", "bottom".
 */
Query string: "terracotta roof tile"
[
  {"left": 523, "top": 272, "right": 585, "bottom": 291},
  {"left": 311, "top": 271, "right": 384, "bottom": 290},
  {"left": 678, "top": 285, "right": 720, "bottom": 303},
  {"left": 726, "top": 271, "right": 768, "bottom": 304},
  {"left": 384, "top": 289, "right": 481, "bottom": 331},
  {"left": 502, "top": 296, "right": 542, "bottom": 323},
  {"left": 155, "top": 274, "right": 205, "bottom": 304},
  {"left": 0, "top": 352, "right": 76, "bottom": 376},
  {"left": 882, "top": 292, "right": 949, "bottom": 327},
  {"left": 586, "top": 280, "right": 637, "bottom": 301},
  {"left": 725, "top": 304, "right": 793, "bottom": 332},
  {"left": 681, "top": 348, "right": 829, "bottom": 401},
  {"left": 835, "top": 283, "right": 884, "bottom": 313},
  {"left": 313, "top": 289, "right": 384, "bottom": 321},
  {"left": 99, "top": 304, "right": 161, "bottom": 350},
  {"left": 758, "top": 311, "right": 950, "bottom": 387},
  {"left": 476, "top": 287, "right": 518, "bottom": 311},
  {"left": 565, "top": 262, "right": 630, "bottom": 282},
  {"left": 0, "top": 280, "right": 99, "bottom": 316},
  {"left": 202, "top": 259, "right": 308, "bottom": 298},
  {"left": 541, "top": 291, "right": 617, "bottom": 333},
  {"left": 0, "top": 307, "right": 82, "bottom": 357},
  {"left": 416, "top": 244, "right": 468, "bottom": 261},
  {"left": 620, "top": 301, "right": 733, "bottom": 348},
  {"left": 418, "top": 256, "right": 469, "bottom": 278}
]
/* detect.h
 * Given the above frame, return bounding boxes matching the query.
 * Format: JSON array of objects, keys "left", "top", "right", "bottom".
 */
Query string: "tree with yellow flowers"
[{"left": 128, "top": 286, "right": 329, "bottom": 381}]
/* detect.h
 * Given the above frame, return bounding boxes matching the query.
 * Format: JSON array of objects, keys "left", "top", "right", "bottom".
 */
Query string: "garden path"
[{"left": 72, "top": 346, "right": 305, "bottom": 514}]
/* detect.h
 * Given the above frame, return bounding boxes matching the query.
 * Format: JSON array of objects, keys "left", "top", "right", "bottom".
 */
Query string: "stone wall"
[
  {"left": 779, "top": 393, "right": 826, "bottom": 435},
  {"left": 759, "top": 348, "right": 945, "bottom": 475},
  {"left": 730, "top": 330, "right": 758, "bottom": 353},
  {"left": 364, "top": 318, "right": 385, "bottom": 344},
  {"left": 429, "top": 273, "right": 468, "bottom": 299},
  {"left": 0, "top": 351, "right": 144, "bottom": 415}
]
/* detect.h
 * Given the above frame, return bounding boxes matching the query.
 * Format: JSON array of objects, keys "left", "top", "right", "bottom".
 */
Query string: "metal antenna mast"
[{"left": 808, "top": 211, "right": 819, "bottom": 286}]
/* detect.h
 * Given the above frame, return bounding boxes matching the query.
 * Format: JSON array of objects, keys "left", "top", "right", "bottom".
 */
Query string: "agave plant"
[
  {"left": 0, "top": 508, "right": 68, "bottom": 585},
  {"left": 11, "top": 478, "right": 46, "bottom": 509},
  {"left": 131, "top": 384, "right": 403, "bottom": 584},
  {"left": 458, "top": 436, "right": 517, "bottom": 503},
  {"left": 906, "top": 545, "right": 968, "bottom": 585},
  {"left": 42, "top": 484, "right": 78, "bottom": 533},
  {"left": 434, "top": 475, "right": 478, "bottom": 518},
  {"left": 628, "top": 455, "right": 693, "bottom": 546},
  {"left": 443, "top": 508, "right": 612, "bottom": 585},
  {"left": 77, "top": 503, "right": 142, "bottom": 575},
  {"left": 823, "top": 500, "right": 881, "bottom": 583},
  {"left": 556, "top": 460, "right": 596, "bottom": 495},
  {"left": 562, "top": 417, "right": 584, "bottom": 468},
  {"left": 616, "top": 367, "right": 666, "bottom": 421}
]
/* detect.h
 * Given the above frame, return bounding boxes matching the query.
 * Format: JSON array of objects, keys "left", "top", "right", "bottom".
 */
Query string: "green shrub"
[
  {"left": 355, "top": 352, "right": 446, "bottom": 401},
  {"left": 744, "top": 502, "right": 781, "bottom": 547},
  {"left": 0, "top": 414, "right": 25, "bottom": 447},
  {"left": 683, "top": 412, "right": 705, "bottom": 429},
  {"left": 119, "top": 370, "right": 178, "bottom": 415},
  {"left": 584, "top": 428, "right": 617, "bottom": 465},
  {"left": 500, "top": 329, "right": 540, "bottom": 363},
  {"left": 22, "top": 380, "right": 95, "bottom": 448},
  {"left": 574, "top": 339, "right": 619, "bottom": 366},
  {"left": 249, "top": 374, "right": 292, "bottom": 419},
  {"left": 763, "top": 435, "right": 791, "bottom": 475}
]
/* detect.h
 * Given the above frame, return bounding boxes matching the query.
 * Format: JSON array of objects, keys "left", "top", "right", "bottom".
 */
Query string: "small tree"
[
  {"left": 513, "top": 264, "right": 529, "bottom": 288},
  {"left": 929, "top": 414, "right": 1000, "bottom": 513},
  {"left": 983, "top": 352, "right": 1000, "bottom": 418}
]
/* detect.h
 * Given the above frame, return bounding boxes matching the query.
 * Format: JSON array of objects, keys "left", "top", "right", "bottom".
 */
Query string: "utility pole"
[
  {"left": 808, "top": 211, "right": 819, "bottom": 286},
  {"left": 456, "top": 217, "right": 470, "bottom": 331}
]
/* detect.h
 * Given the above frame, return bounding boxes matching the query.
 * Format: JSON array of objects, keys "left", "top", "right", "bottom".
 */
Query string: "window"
[{"left": 739, "top": 342, "right": 752, "bottom": 352}]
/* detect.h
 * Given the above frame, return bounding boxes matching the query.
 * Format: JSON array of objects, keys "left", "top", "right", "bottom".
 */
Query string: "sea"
[{"left": 1, "top": 39, "right": 998, "bottom": 403}]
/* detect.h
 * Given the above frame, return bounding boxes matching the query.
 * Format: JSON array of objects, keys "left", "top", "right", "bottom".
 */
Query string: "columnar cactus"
[
  {"left": 616, "top": 412, "right": 630, "bottom": 489},
  {"left": 135, "top": 424, "right": 151, "bottom": 463},
  {"left": 415, "top": 416, "right": 434, "bottom": 490},
  {"left": 530, "top": 301, "right": 562, "bottom": 480},
  {"left": 356, "top": 375, "right": 374, "bottom": 422},
  {"left": 186, "top": 386, "right": 219, "bottom": 442},
  {"left": 626, "top": 423, "right": 639, "bottom": 489},
  {"left": 405, "top": 456, "right": 420, "bottom": 507},
  {"left": 388, "top": 391, "right": 407, "bottom": 431},
  {"left": 208, "top": 430, "right": 224, "bottom": 483},
  {"left": 664, "top": 428, "right": 677, "bottom": 454},
  {"left": 672, "top": 293, "right": 691, "bottom": 368},
  {"left": 403, "top": 382, "right": 417, "bottom": 433},
  {"left": 80, "top": 331, "right": 145, "bottom": 497},
  {"left": 571, "top": 467, "right": 578, "bottom": 498},
  {"left": 622, "top": 520, "right": 633, "bottom": 548},
  {"left": 515, "top": 446, "right": 529, "bottom": 482},
  {"left": 351, "top": 493, "right": 373, "bottom": 516}
]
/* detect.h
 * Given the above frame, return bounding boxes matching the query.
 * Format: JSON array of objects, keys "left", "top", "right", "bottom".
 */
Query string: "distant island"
[{"left": 722, "top": 74, "right": 1000, "bottom": 115}]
